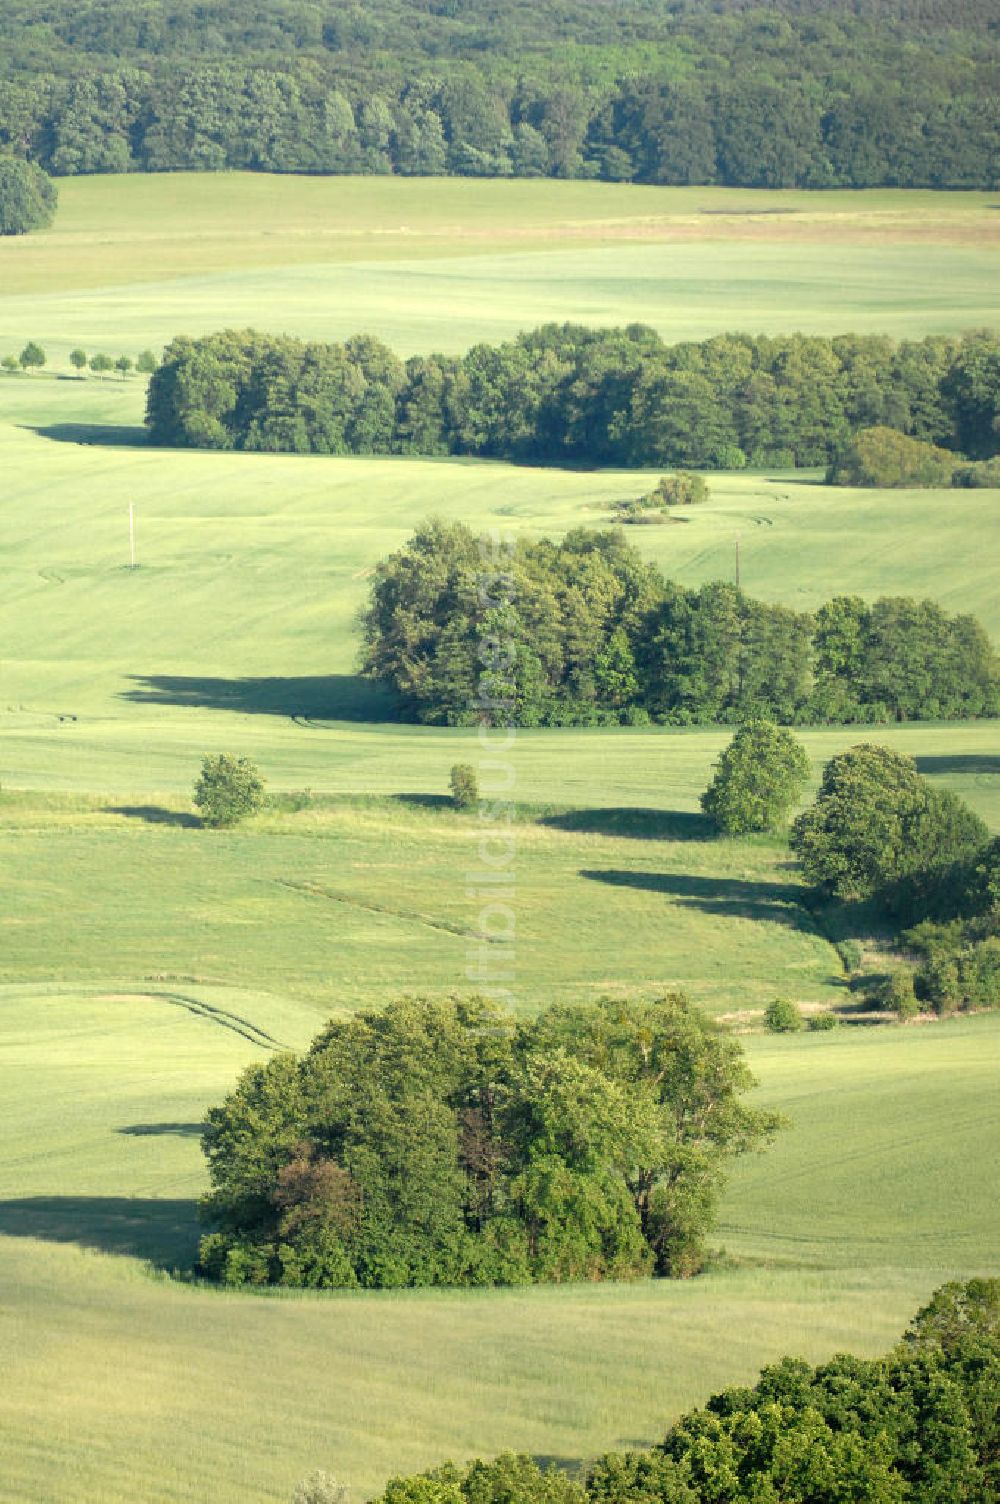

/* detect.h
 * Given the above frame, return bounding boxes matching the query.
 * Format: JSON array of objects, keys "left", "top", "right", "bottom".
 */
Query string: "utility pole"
[{"left": 128, "top": 502, "right": 136, "bottom": 569}]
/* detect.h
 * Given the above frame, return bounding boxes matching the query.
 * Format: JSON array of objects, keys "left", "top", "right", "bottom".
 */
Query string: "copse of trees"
[
  {"left": 197, "top": 993, "right": 781, "bottom": 1288},
  {"left": 0, "top": 156, "right": 56, "bottom": 235},
  {"left": 363, "top": 1279, "right": 999, "bottom": 1504},
  {"left": 361, "top": 522, "right": 1000, "bottom": 728},
  {"left": 0, "top": 3, "right": 998, "bottom": 190},
  {"left": 145, "top": 325, "right": 1000, "bottom": 470},
  {"left": 613, "top": 472, "right": 710, "bottom": 524}
]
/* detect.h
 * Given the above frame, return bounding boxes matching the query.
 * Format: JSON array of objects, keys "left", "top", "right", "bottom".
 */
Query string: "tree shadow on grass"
[
  {"left": 395, "top": 793, "right": 453, "bottom": 810},
  {"left": 104, "top": 804, "right": 202, "bottom": 828},
  {"left": 915, "top": 754, "right": 1000, "bottom": 777},
  {"left": 531, "top": 1457, "right": 587, "bottom": 1478},
  {"left": 117, "top": 1122, "right": 205, "bottom": 1138},
  {"left": 0, "top": 1196, "right": 200, "bottom": 1271},
  {"left": 541, "top": 808, "right": 711, "bottom": 842},
  {"left": 121, "top": 673, "right": 399, "bottom": 723},
  {"left": 23, "top": 422, "right": 149, "bottom": 448},
  {"left": 581, "top": 868, "right": 813, "bottom": 928}
]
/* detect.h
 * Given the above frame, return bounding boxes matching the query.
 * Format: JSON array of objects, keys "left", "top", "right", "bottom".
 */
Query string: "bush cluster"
[
  {"left": 361, "top": 523, "right": 999, "bottom": 727},
  {"left": 145, "top": 326, "right": 1000, "bottom": 470}
]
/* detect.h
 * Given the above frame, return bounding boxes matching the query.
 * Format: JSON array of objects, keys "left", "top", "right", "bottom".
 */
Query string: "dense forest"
[
  {"left": 363, "top": 1279, "right": 1000, "bottom": 1504},
  {"left": 360, "top": 523, "right": 1000, "bottom": 727},
  {"left": 198, "top": 993, "right": 780, "bottom": 1288},
  {"left": 1, "top": 1, "right": 998, "bottom": 186},
  {"left": 145, "top": 325, "right": 1000, "bottom": 469}
]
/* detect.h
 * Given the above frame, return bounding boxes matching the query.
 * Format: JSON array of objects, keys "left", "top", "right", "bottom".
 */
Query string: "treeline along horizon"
[
  {"left": 1, "top": 1, "right": 998, "bottom": 188},
  {"left": 145, "top": 324, "right": 1000, "bottom": 469},
  {"left": 361, "top": 523, "right": 1000, "bottom": 727}
]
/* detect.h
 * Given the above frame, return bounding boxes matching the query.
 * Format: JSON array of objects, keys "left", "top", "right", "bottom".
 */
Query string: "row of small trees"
[{"left": 0, "top": 343, "right": 158, "bottom": 377}]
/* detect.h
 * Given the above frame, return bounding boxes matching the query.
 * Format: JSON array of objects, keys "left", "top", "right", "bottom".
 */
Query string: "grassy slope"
[
  {"left": 1, "top": 986, "right": 997, "bottom": 1504},
  {"left": 1, "top": 174, "right": 999, "bottom": 1503}
]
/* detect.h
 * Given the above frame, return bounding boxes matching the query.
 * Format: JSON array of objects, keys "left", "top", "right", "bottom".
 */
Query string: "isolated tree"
[
  {"left": 69, "top": 348, "right": 88, "bottom": 373},
  {"left": 136, "top": 349, "right": 158, "bottom": 374},
  {"left": 193, "top": 754, "right": 265, "bottom": 828},
  {"left": 18, "top": 341, "right": 45, "bottom": 372},
  {"left": 0, "top": 157, "right": 57, "bottom": 235},
  {"left": 1, "top": 354, "right": 19, "bottom": 373},
  {"left": 449, "top": 762, "right": 478, "bottom": 809},
  {"left": 89, "top": 352, "right": 114, "bottom": 377},
  {"left": 115, "top": 354, "right": 133, "bottom": 379},
  {"left": 791, "top": 744, "right": 989, "bottom": 902},
  {"left": 701, "top": 719, "right": 810, "bottom": 834}
]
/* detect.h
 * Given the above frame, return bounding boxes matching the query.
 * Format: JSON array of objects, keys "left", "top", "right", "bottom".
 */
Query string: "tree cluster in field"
[
  {"left": 145, "top": 325, "right": 1000, "bottom": 470},
  {"left": 0, "top": 3, "right": 998, "bottom": 189},
  {"left": 361, "top": 523, "right": 999, "bottom": 727},
  {"left": 356, "top": 1279, "right": 999, "bottom": 1504},
  {"left": 830, "top": 426, "right": 1000, "bottom": 489},
  {"left": 790, "top": 742, "right": 1000, "bottom": 1015},
  {"left": 0, "top": 155, "right": 56, "bottom": 234},
  {"left": 197, "top": 994, "right": 780, "bottom": 1289}
]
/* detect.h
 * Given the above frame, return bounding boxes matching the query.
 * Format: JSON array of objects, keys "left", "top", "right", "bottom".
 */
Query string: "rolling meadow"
[{"left": 1, "top": 174, "right": 998, "bottom": 1503}]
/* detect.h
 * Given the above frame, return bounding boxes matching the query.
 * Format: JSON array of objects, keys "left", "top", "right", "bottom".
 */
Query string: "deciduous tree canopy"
[
  {"left": 361, "top": 523, "right": 1000, "bottom": 727},
  {"left": 0, "top": 2, "right": 997, "bottom": 188},
  {"left": 146, "top": 325, "right": 1000, "bottom": 470},
  {"left": 790, "top": 743, "right": 990, "bottom": 905},
  {"left": 198, "top": 993, "right": 781, "bottom": 1288}
]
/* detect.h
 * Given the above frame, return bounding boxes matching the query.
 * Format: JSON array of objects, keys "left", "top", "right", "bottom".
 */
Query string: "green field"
[
  {"left": 1, "top": 174, "right": 998, "bottom": 1504},
  {"left": 1, "top": 176, "right": 999, "bottom": 359}
]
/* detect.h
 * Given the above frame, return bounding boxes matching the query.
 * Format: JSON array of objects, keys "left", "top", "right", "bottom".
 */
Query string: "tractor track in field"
[
  {"left": 275, "top": 876, "right": 503, "bottom": 943},
  {"left": 100, "top": 989, "right": 286, "bottom": 1049}
]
